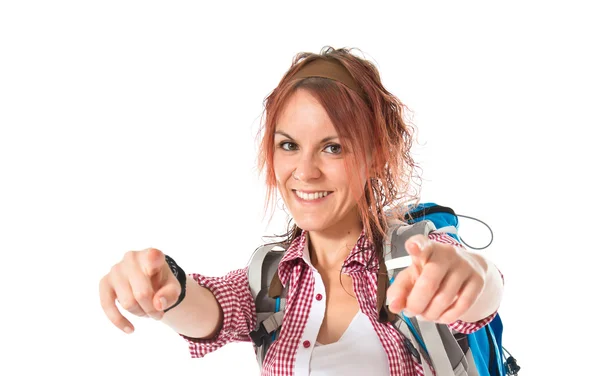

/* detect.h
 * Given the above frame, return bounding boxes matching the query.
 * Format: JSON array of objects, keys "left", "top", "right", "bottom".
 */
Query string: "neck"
[{"left": 307, "top": 209, "right": 363, "bottom": 272}]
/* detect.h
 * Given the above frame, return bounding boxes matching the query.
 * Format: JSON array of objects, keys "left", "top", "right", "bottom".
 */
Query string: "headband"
[{"left": 289, "top": 58, "right": 366, "bottom": 99}]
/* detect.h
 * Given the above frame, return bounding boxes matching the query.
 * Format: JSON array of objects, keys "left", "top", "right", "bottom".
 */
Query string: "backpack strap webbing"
[
  {"left": 418, "top": 320, "right": 468, "bottom": 375},
  {"left": 268, "top": 269, "right": 284, "bottom": 298},
  {"left": 376, "top": 257, "right": 396, "bottom": 323},
  {"left": 404, "top": 205, "right": 456, "bottom": 221},
  {"left": 248, "top": 243, "right": 284, "bottom": 298}
]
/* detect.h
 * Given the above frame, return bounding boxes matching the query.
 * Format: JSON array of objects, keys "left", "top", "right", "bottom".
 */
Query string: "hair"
[{"left": 256, "top": 46, "right": 423, "bottom": 322}]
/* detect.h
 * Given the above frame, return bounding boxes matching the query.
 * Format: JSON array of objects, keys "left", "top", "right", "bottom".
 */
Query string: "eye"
[
  {"left": 323, "top": 143, "right": 342, "bottom": 155},
  {"left": 279, "top": 141, "right": 298, "bottom": 151}
]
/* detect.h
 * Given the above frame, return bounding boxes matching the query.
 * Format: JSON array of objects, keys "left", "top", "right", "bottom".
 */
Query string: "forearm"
[
  {"left": 160, "top": 275, "right": 224, "bottom": 339},
  {"left": 458, "top": 252, "right": 504, "bottom": 323}
]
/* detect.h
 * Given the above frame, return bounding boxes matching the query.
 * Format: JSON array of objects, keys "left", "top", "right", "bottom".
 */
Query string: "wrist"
[{"left": 459, "top": 252, "right": 503, "bottom": 322}]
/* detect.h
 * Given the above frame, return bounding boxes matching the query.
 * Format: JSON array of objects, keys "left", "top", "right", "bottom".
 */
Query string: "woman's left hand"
[{"left": 386, "top": 234, "right": 486, "bottom": 324}]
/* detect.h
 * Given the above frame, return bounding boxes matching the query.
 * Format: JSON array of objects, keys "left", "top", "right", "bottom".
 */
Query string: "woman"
[{"left": 99, "top": 46, "right": 504, "bottom": 375}]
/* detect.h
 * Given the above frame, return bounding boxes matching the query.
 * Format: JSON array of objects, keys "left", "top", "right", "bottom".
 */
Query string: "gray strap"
[
  {"left": 454, "top": 362, "right": 469, "bottom": 376},
  {"left": 437, "top": 327, "right": 469, "bottom": 372},
  {"left": 254, "top": 311, "right": 285, "bottom": 368},
  {"left": 417, "top": 320, "right": 456, "bottom": 376},
  {"left": 250, "top": 245, "right": 288, "bottom": 371},
  {"left": 423, "top": 357, "right": 435, "bottom": 376},
  {"left": 384, "top": 223, "right": 405, "bottom": 280},
  {"left": 394, "top": 318, "right": 433, "bottom": 372},
  {"left": 256, "top": 312, "right": 273, "bottom": 323},
  {"left": 465, "top": 351, "right": 478, "bottom": 376},
  {"left": 247, "top": 244, "right": 281, "bottom": 298},
  {"left": 386, "top": 221, "right": 436, "bottom": 267},
  {"left": 260, "top": 311, "right": 284, "bottom": 334}
]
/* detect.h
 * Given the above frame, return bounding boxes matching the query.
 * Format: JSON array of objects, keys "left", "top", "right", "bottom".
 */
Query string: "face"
[{"left": 273, "top": 89, "right": 368, "bottom": 234}]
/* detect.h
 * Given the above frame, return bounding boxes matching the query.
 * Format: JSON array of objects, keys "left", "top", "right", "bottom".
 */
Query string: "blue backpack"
[{"left": 402, "top": 203, "right": 520, "bottom": 376}]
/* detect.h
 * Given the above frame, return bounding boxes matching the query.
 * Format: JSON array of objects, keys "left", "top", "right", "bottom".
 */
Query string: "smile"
[{"left": 293, "top": 190, "right": 332, "bottom": 201}]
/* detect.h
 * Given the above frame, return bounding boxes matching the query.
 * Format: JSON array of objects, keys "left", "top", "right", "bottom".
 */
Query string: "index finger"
[
  {"left": 99, "top": 275, "right": 134, "bottom": 334},
  {"left": 404, "top": 234, "right": 433, "bottom": 271}
]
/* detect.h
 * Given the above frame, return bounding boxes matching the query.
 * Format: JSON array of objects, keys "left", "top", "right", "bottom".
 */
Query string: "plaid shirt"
[{"left": 181, "top": 230, "right": 497, "bottom": 375}]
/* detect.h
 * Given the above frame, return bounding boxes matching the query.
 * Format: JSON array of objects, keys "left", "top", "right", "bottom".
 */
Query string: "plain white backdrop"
[{"left": 1, "top": 1, "right": 598, "bottom": 375}]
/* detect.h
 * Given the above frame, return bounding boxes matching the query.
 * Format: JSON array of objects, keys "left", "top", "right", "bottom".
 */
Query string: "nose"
[{"left": 294, "top": 153, "right": 322, "bottom": 182}]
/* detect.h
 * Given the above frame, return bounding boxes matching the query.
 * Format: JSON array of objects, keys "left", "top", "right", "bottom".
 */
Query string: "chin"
[{"left": 291, "top": 216, "right": 330, "bottom": 232}]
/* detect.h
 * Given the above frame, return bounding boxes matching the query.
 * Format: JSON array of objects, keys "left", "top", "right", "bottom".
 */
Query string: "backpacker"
[{"left": 246, "top": 203, "right": 520, "bottom": 376}]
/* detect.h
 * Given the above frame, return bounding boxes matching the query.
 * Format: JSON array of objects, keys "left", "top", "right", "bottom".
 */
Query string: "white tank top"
[{"left": 309, "top": 310, "right": 390, "bottom": 375}]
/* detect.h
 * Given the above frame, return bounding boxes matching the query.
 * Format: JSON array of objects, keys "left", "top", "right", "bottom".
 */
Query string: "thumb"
[
  {"left": 153, "top": 276, "right": 182, "bottom": 312},
  {"left": 404, "top": 234, "right": 432, "bottom": 270},
  {"left": 144, "top": 248, "right": 181, "bottom": 311}
]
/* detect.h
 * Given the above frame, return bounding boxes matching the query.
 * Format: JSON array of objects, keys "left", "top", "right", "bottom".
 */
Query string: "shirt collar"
[{"left": 278, "top": 228, "right": 379, "bottom": 285}]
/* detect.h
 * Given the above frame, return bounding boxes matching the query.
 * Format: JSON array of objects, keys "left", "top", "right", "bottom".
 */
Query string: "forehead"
[{"left": 275, "top": 89, "right": 337, "bottom": 138}]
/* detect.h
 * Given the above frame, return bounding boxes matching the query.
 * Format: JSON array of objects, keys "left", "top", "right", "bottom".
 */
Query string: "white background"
[{"left": 1, "top": 1, "right": 598, "bottom": 375}]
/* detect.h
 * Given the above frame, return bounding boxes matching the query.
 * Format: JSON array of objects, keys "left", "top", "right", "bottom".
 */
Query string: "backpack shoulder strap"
[
  {"left": 246, "top": 242, "right": 288, "bottom": 368},
  {"left": 384, "top": 220, "right": 475, "bottom": 375},
  {"left": 384, "top": 220, "right": 437, "bottom": 286},
  {"left": 247, "top": 243, "right": 286, "bottom": 298}
]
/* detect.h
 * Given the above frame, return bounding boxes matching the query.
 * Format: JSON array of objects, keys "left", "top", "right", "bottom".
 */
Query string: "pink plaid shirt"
[{"left": 180, "top": 230, "right": 498, "bottom": 375}]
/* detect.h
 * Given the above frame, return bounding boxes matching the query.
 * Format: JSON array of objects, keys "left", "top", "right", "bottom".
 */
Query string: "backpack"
[
  {"left": 399, "top": 204, "right": 519, "bottom": 376},
  {"left": 246, "top": 203, "right": 520, "bottom": 376}
]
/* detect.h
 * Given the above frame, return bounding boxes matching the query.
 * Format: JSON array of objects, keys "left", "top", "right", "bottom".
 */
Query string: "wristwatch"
[{"left": 163, "top": 254, "right": 187, "bottom": 312}]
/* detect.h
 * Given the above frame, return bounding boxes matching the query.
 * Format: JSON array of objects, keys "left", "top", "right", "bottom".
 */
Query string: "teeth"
[{"left": 295, "top": 191, "right": 330, "bottom": 201}]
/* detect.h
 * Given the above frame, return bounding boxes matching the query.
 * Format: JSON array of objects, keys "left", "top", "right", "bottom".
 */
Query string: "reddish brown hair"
[{"left": 257, "top": 46, "right": 422, "bottom": 248}]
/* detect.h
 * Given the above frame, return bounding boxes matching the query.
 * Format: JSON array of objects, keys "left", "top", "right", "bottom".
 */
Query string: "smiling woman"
[
  {"left": 259, "top": 54, "right": 419, "bottom": 247},
  {"left": 99, "top": 46, "right": 504, "bottom": 376}
]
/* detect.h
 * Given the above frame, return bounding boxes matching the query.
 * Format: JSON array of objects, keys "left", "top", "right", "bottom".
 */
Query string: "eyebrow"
[{"left": 274, "top": 131, "right": 339, "bottom": 143}]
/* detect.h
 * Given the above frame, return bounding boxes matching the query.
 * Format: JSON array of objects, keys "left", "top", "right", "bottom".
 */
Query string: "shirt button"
[
  {"left": 315, "top": 293, "right": 323, "bottom": 301},
  {"left": 303, "top": 340, "right": 311, "bottom": 348}
]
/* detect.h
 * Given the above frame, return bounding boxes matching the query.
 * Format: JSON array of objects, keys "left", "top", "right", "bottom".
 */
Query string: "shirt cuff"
[
  {"left": 178, "top": 269, "right": 256, "bottom": 358},
  {"left": 448, "top": 310, "right": 497, "bottom": 334}
]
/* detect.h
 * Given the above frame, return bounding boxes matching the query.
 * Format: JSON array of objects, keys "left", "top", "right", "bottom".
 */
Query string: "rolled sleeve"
[
  {"left": 179, "top": 267, "right": 257, "bottom": 358},
  {"left": 448, "top": 310, "right": 497, "bottom": 334}
]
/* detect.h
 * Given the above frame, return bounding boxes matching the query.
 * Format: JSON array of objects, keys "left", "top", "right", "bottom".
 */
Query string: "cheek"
[
  {"left": 273, "top": 165, "right": 286, "bottom": 186},
  {"left": 328, "top": 161, "right": 352, "bottom": 186},
  {"left": 328, "top": 162, "right": 367, "bottom": 201},
  {"left": 273, "top": 154, "right": 291, "bottom": 185},
  {"left": 272, "top": 153, "right": 282, "bottom": 179}
]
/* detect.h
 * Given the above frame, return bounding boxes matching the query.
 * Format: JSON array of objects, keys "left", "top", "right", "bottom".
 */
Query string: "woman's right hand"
[{"left": 99, "top": 248, "right": 182, "bottom": 334}]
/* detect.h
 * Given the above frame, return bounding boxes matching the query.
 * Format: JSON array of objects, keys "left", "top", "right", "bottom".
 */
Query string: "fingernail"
[
  {"left": 159, "top": 297, "right": 167, "bottom": 311},
  {"left": 412, "top": 240, "right": 423, "bottom": 251},
  {"left": 403, "top": 310, "right": 415, "bottom": 318},
  {"left": 388, "top": 299, "right": 396, "bottom": 312},
  {"left": 414, "top": 236, "right": 430, "bottom": 252},
  {"left": 123, "top": 326, "right": 133, "bottom": 334}
]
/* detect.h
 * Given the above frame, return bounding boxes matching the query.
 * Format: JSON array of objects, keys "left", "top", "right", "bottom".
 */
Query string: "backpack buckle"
[
  {"left": 403, "top": 337, "right": 421, "bottom": 362},
  {"left": 249, "top": 322, "right": 269, "bottom": 347}
]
